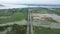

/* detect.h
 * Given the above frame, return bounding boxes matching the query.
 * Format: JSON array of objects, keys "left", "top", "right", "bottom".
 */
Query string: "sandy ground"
[
  {"left": 32, "top": 13, "right": 60, "bottom": 29},
  {"left": 32, "top": 13, "right": 60, "bottom": 23}
]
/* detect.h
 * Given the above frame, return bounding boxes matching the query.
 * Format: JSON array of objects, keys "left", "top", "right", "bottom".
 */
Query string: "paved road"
[{"left": 27, "top": 9, "right": 34, "bottom": 34}]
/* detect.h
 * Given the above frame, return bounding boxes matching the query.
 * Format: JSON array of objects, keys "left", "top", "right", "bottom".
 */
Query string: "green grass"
[
  {"left": 33, "top": 10, "right": 48, "bottom": 14},
  {"left": 45, "top": 18, "right": 58, "bottom": 23},
  {"left": 0, "top": 13, "right": 27, "bottom": 24},
  {"left": 34, "top": 26, "right": 60, "bottom": 34},
  {"left": 12, "top": 13, "right": 26, "bottom": 21}
]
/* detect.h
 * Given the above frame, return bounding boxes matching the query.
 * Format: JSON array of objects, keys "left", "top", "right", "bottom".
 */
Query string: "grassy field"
[
  {"left": 34, "top": 26, "right": 60, "bottom": 34},
  {"left": 0, "top": 8, "right": 28, "bottom": 23},
  {"left": 0, "top": 13, "right": 27, "bottom": 24}
]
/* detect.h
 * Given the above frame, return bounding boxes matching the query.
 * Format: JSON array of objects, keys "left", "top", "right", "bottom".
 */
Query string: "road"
[{"left": 27, "top": 9, "right": 34, "bottom": 34}]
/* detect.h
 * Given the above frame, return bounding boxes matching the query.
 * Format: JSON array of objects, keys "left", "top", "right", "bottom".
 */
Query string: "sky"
[{"left": 0, "top": 0, "right": 60, "bottom": 4}]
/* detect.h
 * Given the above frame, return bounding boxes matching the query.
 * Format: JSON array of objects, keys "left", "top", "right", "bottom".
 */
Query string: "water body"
[
  {"left": 0, "top": 4, "right": 60, "bottom": 9},
  {"left": 40, "top": 6, "right": 60, "bottom": 8},
  {"left": 2, "top": 4, "right": 60, "bottom": 9},
  {"left": 0, "top": 5, "right": 28, "bottom": 9},
  {"left": 0, "top": 4, "right": 38, "bottom": 9}
]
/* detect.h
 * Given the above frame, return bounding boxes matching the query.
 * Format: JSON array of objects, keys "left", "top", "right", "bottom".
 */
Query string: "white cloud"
[{"left": 0, "top": 0, "right": 60, "bottom": 4}]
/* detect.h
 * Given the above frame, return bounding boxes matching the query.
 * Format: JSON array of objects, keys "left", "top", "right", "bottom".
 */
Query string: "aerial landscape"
[
  {"left": 0, "top": 0, "right": 60, "bottom": 34},
  {"left": 0, "top": 5, "right": 60, "bottom": 34}
]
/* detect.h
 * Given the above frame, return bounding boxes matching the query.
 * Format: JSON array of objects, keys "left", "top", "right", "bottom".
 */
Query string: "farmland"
[
  {"left": 34, "top": 26, "right": 60, "bottom": 34},
  {"left": 0, "top": 8, "right": 28, "bottom": 23},
  {"left": 0, "top": 7, "right": 60, "bottom": 34}
]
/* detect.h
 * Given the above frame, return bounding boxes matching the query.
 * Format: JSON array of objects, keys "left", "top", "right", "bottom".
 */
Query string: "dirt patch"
[{"left": 32, "top": 13, "right": 60, "bottom": 23}]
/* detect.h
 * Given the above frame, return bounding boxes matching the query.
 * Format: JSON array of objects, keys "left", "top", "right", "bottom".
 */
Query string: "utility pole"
[{"left": 27, "top": 8, "right": 34, "bottom": 34}]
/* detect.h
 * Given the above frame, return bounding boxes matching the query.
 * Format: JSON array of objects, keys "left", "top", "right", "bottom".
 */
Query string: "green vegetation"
[
  {"left": 0, "top": 7, "right": 60, "bottom": 34},
  {"left": 12, "top": 13, "right": 26, "bottom": 21},
  {"left": 6, "top": 24, "right": 27, "bottom": 34},
  {"left": 0, "top": 24, "right": 27, "bottom": 34},
  {"left": 0, "top": 13, "right": 27, "bottom": 23},
  {"left": 32, "top": 7, "right": 60, "bottom": 23},
  {"left": 0, "top": 25, "right": 9, "bottom": 31},
  {"left": 31, "top": 7, "right": 60, "bottom": 15},
  {"left": 45, "top": 18, "right": 58, "bottom": 23},
  {"left": 32, "top": 7, "right": 49, "bottom": 14},
  {"left": 0, "top": 8, "right": 28, "bottom": 23},
  {"left": 34, "top": 26, "right": 60, "bottom": 34}
]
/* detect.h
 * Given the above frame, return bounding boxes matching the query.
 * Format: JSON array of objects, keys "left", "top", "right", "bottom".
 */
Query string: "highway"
[{"left": 27, "top": 8, "right": 34, "bottom": 34}]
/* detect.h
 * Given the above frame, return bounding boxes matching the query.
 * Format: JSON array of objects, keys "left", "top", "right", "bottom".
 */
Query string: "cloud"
[{"left": 0, "top": 0, "right": 60, "bottom": 4}]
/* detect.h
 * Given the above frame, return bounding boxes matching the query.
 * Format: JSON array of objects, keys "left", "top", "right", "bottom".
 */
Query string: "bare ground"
[{"left": 32, "top": 13, "right": 60, "bottom": 29}]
